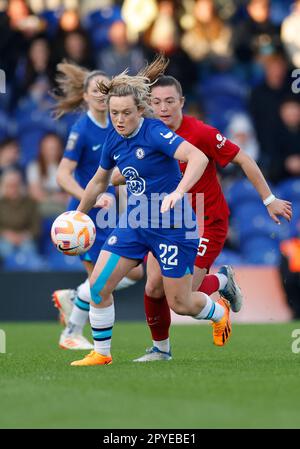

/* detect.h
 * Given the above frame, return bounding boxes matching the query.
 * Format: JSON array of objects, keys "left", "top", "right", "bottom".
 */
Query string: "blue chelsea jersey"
[
  {"left": 100, "top": 117, "right": 197, "bottom": 229},
  {"left": 63, "top": 111, "right": 115, "bottom": 211},
  {"left": 100, "top": 118, "right": 184, "bottom": 197}
]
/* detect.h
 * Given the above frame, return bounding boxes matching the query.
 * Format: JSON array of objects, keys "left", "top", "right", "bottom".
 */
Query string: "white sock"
[
  {"left": 64, "top": 322, "right": 83, "bottom": 336},
  {"left": 216, "top": 273, "right": 227, "bottom": 290},
  {"left": 193, "top": 294, "right": 225, "bottom": 322},
  {"left": 153, "top": 338, "right": 170, "bottom": 353},
  {"left": 89, "top": 304, "right": 115, "bottom": 356},
  {"left": 66, "top": 305, "right": 88, "bottom": 335},
  {"left": 65, "top": 280, "right": 91, "bottom": 335}
]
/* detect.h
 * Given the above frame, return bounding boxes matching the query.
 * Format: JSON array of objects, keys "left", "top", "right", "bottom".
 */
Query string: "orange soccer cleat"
[
  {"left": 70, "top": 351, "right": 112, "bottom": 366},
  {"left": 212, "top": 299, "right": 232, "bottom": 346}
]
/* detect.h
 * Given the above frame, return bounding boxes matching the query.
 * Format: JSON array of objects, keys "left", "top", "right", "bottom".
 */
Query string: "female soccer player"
[
  {"left": 52, "top": 63, "right": 143, "bottom": 350},
  {"left": 70, "top": 56, "right": 237, "bottom": 367},
  {"left": 111, "top": 75, "right": 293, "bottom": 361}
]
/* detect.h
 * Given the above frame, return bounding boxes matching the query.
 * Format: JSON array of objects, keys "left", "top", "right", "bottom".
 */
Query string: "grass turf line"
[{"left": 0, "top": 321, "right": 300, "bottom": 429}]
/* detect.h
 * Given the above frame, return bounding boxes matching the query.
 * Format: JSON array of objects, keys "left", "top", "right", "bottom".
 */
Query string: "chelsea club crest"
[{"left": 136, "top": 148, "right": 145, "bottom": 159}]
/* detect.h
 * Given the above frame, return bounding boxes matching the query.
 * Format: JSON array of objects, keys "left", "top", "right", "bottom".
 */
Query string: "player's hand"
[
  {"left": 160, "top": 190, "right": 184, "bottom": 213},
  {"left": 267, "top": 198, "right": 292, "bottom": 224},
  {"left": 94, "top": 193, "right": 114, "bottom": 209}
]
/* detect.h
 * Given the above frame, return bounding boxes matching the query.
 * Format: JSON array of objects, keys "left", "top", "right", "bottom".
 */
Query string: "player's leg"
[
  {"left": 153, "top": 233, "right": 231, "bottom": 347},
  {"left": 71, "top": 250, "right": 140, "bottom": 366},
  {"left": 195, "top": 219, "right": 243, "bottom": 312},
  {"left": 115, "top": 263, "right": 144, "bottom": 290},
  {"left": 59, "top": 260, "right": 94, "bottom": 350},
  {"left": 163, "top": 274, "right": 231, "bottom": 347},
  {"left": 133, "top": 252, "right": 172, "bottom": 362}
]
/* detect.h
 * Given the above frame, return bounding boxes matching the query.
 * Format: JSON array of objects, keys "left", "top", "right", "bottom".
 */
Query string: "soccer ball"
[{"left": 51, "top": 211, "right": 96, "bottom": 256}]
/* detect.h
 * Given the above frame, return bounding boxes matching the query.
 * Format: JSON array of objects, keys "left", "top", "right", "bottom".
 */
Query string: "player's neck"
[
  {"left": 89, "top": 109, "right": 108, "bottom": 127},
  {"left": 170, "top": 115, "right": 183, "bottom": 132}
]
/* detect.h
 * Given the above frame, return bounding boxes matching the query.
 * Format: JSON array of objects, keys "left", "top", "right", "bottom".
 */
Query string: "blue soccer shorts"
[{"left": 101, "top": 224, "right": 199, "bottom": 278}]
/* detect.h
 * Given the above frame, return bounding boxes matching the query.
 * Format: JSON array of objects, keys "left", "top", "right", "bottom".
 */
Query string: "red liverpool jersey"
[{"left": 176, "top": 115, "right": 240, "bottom": 223}]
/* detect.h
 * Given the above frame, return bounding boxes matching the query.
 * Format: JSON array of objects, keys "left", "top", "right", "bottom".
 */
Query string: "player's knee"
[
  {"left": 128, "top": 264, "right": 144, "bottom": 281},
  {"left": 90, "top": 279, "right": 112, "bottom": 304},
  {"left": 145, "top": 278, "right": 164, "bottom": 298},
  {"left": 168, "top": 296, "right": 188, "bottom": 315}
]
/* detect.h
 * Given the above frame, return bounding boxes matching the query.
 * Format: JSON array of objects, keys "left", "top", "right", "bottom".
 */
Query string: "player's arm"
[
  {"left": 77, "top": 166, "right": 112, "bottom": 214},
  {"left": 56, "top": 158, "right": 85, "bottom": 201},
  {"left": 161, "top": 141, "right": 208, "bottom": 212},
  {"left": 232, "top": 149, "right": 292, "bottom": 223},
  {"left": 111, "top": 167, "right": 126, "bottom": 186}
]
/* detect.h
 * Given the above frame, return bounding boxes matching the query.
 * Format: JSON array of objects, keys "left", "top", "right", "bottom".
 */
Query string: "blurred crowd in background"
[{"left": 0, "top": 0, "right": 300, "bottom": 278}]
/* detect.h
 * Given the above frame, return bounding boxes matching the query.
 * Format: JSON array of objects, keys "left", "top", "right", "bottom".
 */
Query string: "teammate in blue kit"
[
  {"left": 70, "top": 56, "right": 232, "bottom": 366},
  {"left": 52, "top": 63, "right": 143, "bottom": 350}
]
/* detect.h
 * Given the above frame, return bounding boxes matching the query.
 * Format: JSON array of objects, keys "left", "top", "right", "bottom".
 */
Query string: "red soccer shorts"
[{"left": 194, "top": 216, "right": 229, "bottom": 271}]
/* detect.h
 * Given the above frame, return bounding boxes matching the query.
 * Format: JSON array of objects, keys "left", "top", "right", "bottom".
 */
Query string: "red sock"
[
  {"left": 144, "top": 293, "right": 171, "bottom": 341},
  {"left": 199, "top": 274, "right": 220, "bottom": 295}
]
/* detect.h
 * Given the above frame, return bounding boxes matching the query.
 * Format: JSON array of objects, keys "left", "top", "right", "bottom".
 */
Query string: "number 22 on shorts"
[{"left": 159, "top": 244, "right": 178, "bottom": 268}]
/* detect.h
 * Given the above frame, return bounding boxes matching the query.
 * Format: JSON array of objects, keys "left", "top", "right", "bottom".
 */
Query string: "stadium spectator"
[
  {"left": 26, "top": 132, "right": 67, "bottom": 217},
  {"left": 0, "top": 169, "right": 40, "bottom": 260},
  {"left": 249, "top": 52, "right": 291, "bottom": 181},
  {"left": 226, "top": 113, "right": 260, "bottom": 162},
  {"left": 63, "top": 30, "right": 94, "bottom": 69},
  {"left": 142, "top": 0, "right": 197, "bottom": 96},
  {"left": 233, "top": 0, "right": 281, "bottom": 62},
  {"left": 273, "top": 96, "right": 300, "bottom": 181},
  {"left": 281, "top": 0, "right": 300, "bottom": 68},
  {"left": 180, "top": 0, "right": 233, "bottom": 63},
  {"left": 13, "top": 36, "right": 54, "bottom": 104},
  {"left": 96, "top": 20, "right": 144, "bottom": 76},
  {"left": 59, "top": 9, "right": 80, "bottom": 33},
  {"left": 0, "top": 9, "right": 26, "bottom": 82},
  {"left": 0, "top": 138, "right": 22, "bottom": 178}
]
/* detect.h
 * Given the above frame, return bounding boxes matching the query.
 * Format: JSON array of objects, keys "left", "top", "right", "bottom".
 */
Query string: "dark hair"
[
  {"left": 152, "top": 76, "right": 183, "bottom": 97},
  {"left": 0, "top": 138, "right": 18, "bottom": 151}
]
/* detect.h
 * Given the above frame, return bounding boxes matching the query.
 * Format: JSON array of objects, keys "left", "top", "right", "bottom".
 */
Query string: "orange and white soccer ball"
[{"left": 51, "top": 211, "right": 96, "bottom": 256}]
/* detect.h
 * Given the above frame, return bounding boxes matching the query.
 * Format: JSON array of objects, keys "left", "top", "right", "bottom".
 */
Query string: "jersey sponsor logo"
[
  {"left": 162, "top": 266, "right": 174, "bottom": 270},
  {"left": 113, "top": 154, "right": 120, "bottom": 160},
  {"left": 160, "top": 131, "right": 173, "bottom": 139},
  {"left": 92, "top": 144, "right": 101, "bottom": 151},
  {"left": 216, "top": 136, "right": 227, "bottom": 150},
  {"left": 216, "top": 133, "right": 223, "bottom": 142},
  {"left": 66, "top": 132, "right": 79, "bottom": 151},
  {"left": 108, "top": 236, "right": 117, "bottom": 245},
  {"left": 135, "top": 148, "right": 145, "bottom": 159},
  {"left": 122, "top": 166, "right": 146, "bottom": 196}
]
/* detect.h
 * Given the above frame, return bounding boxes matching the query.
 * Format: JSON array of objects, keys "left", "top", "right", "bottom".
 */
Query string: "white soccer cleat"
[
  {"left": 59, "top": 333, "right": 94, "bottom": 350},
  {"left": 133, "top": 346, "right": 172, "bottom": 362},
  {"left": 218, "top": 265, "right": 243, "bottom": 313},
  {"left": 52, "top": 289, "right": 75, "bottom": 325}
]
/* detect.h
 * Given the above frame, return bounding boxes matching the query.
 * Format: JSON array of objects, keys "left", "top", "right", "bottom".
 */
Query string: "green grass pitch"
[{"left": 1, "top": 321, "right": 300, "bottom": 429}]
